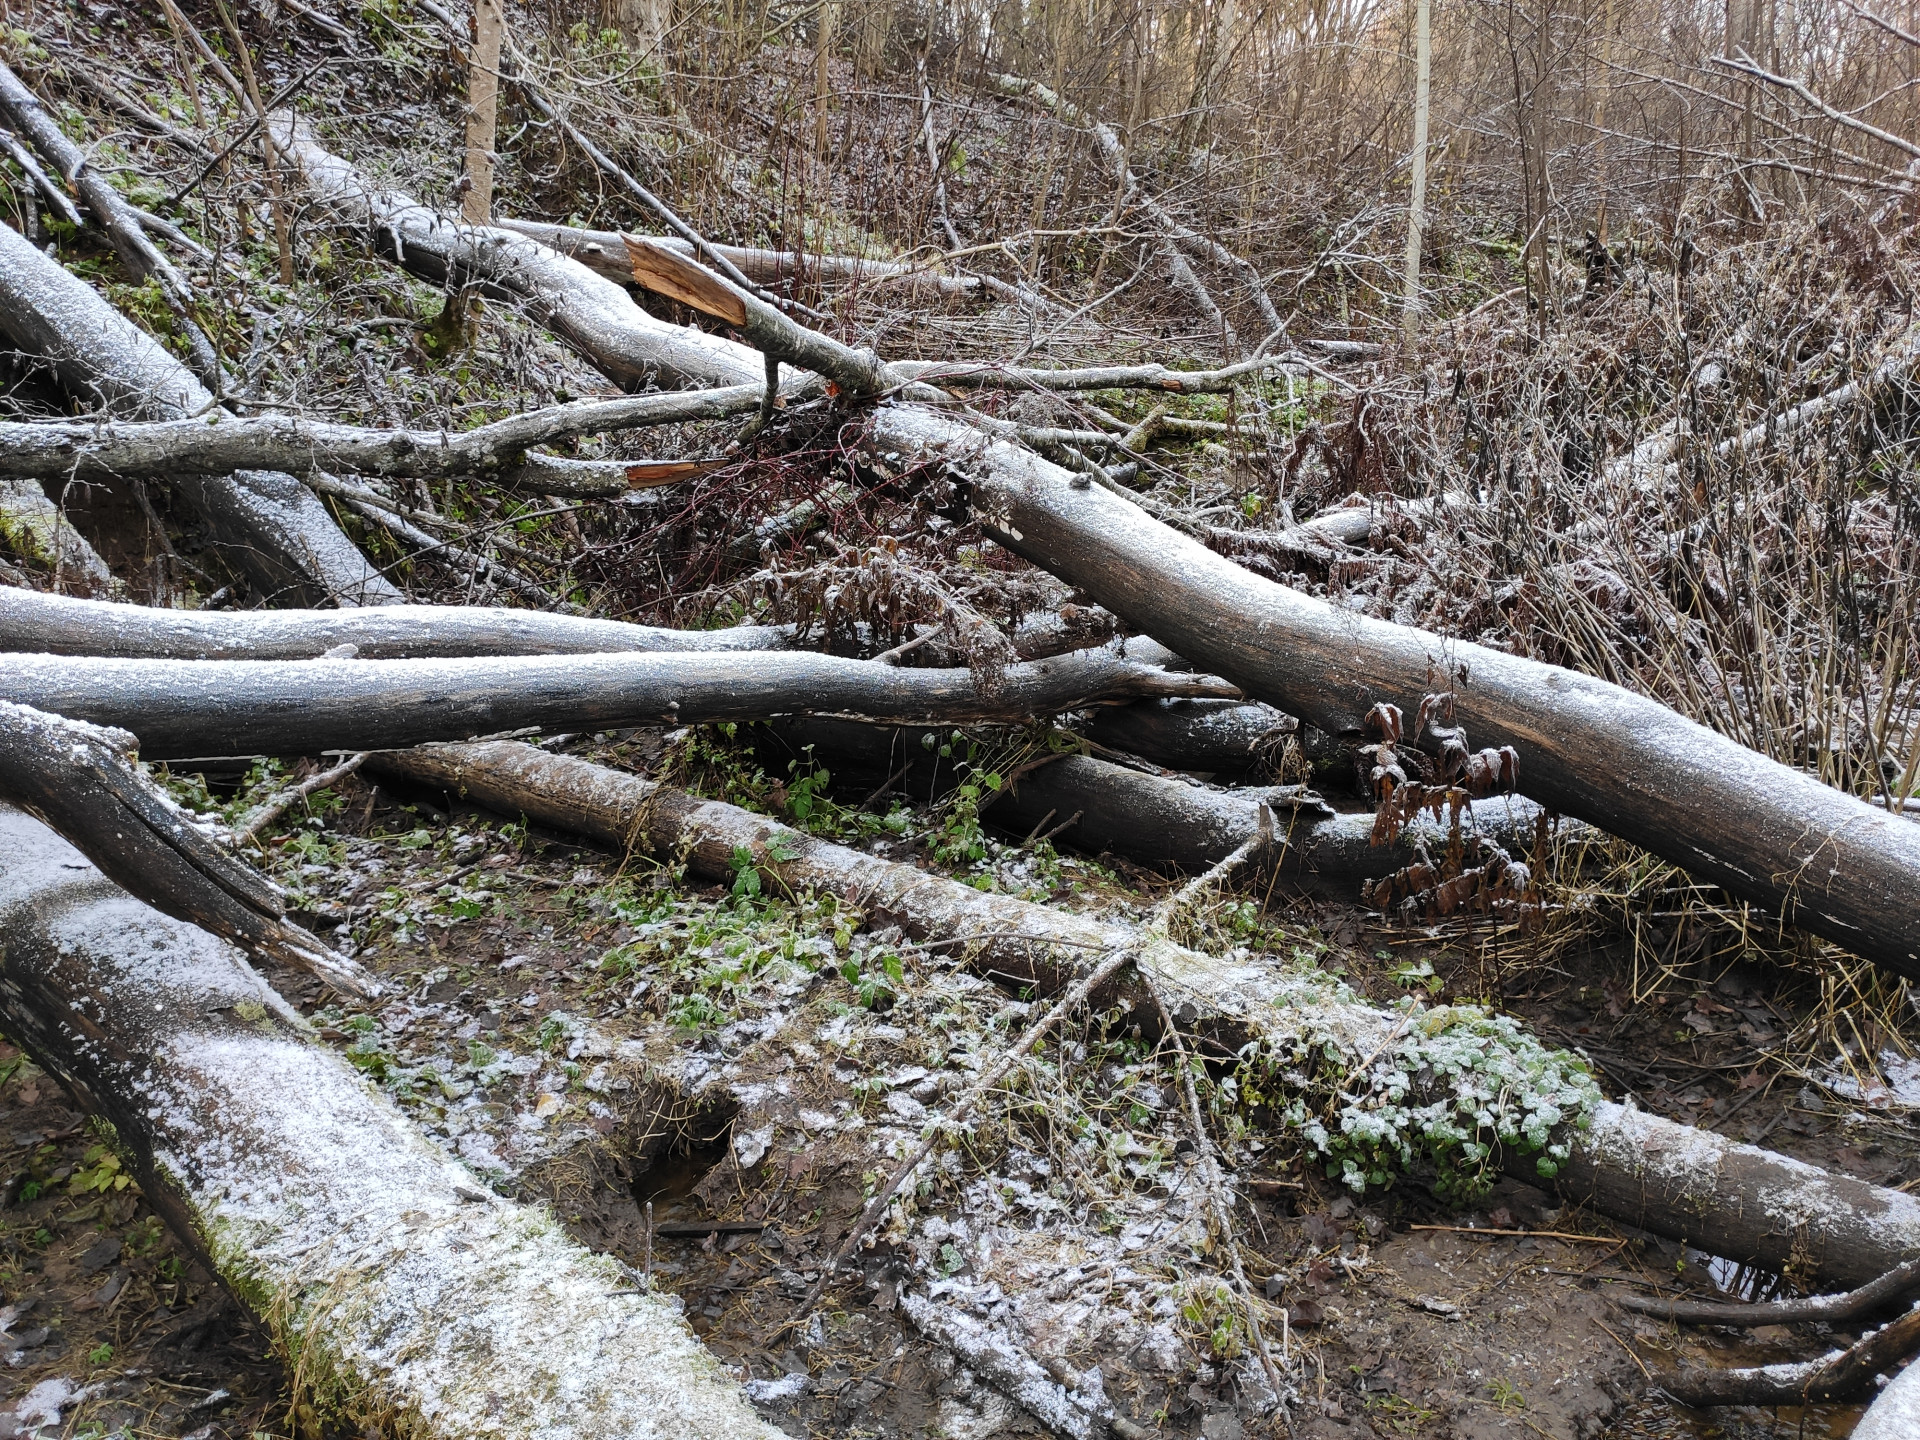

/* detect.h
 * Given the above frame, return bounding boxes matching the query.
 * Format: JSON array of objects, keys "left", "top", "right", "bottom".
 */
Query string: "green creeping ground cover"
[{"left": 1235, "top": 967, "right": 1603, "bottom": 1205}]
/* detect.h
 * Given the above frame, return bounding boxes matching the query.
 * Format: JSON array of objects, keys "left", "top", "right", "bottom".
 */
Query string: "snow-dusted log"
[
  {"left": 302, "top": 114, "right": 1920, "bottom": 981},
  {"left": 0, "top": 701, "right": 370, "bottom": 994},
  {"left": 0, "top": 382, "right": 771, "bottom": 485},
  {"left": 870, "top": 404, "right": 1920, "bottom": 982},
  {"left": 0, "top": 221, "right": 394, "bottom": 606},
  {"left": 275, "top": 117, "right": 763, "bottom": 391},
  {"left": 1855, "top": 1345, "right": 1920, "bottom": 1438},
  {"left": 500, "top": 218, "right": 980, "bottom": 299},
  {"left": 374, "top": 741, "right": 1920, "bottom": 1290},
  {"left": 1660, "top": 1302, "right": 1920, "bottom": 1406},
  {"left": 0, "top": 588, "right": 787, "bottom": 659},
  {"left": 1548, "top": 1101, "right": 1920, "bottom": 1291},
  {"left": 1084, "top": 697, "right": 1298, "bottom": 771},
  {"left": 0, "top": 648, "right": 1236, "bottom": 758},
  {"left": 0, "top": 804, "right": 785, "bottom": 1440},
  {"left": 0, "top": 477, "right": 116, "bottom": 595}
]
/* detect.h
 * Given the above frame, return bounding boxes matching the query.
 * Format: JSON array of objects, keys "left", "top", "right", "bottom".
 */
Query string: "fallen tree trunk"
[
  {"left": 870, "top": 404, "right": 1920, "bottom": 981},
  {"left": 0, "top": 220, "right": 395, "bottom": 607},
  {"left": 1083, "top": 697, "right": 1298, "bottom": 772},
  {"left": 500, "top": 217, "right": 980, "bottom": 299},
  {"left": 0, "top": 381, "right": 775, "bottom": 486},
  {"left": 0, "top": 588, "right": 787, "bottom": 658},
  {"left": 0, "top": 700, "right": 371, "bottom": 994},
  {"left": 0, "top": 804, "right": 786, "bottom": 1440},
  {"left": 1660, "top": 1302, "right": 1920, "bottom": 1406},
  {"left": 0, "top": 587, "right": 1105, "bottom": 665},
  {"left": 373, "top": 740, "right": 1920, "bottom": 1291},
  {"left": 293, "top": 118, "right": 1920, "bottom": 980},
  {"left": 0, "top": 58, "right": 223, "bottom": 386},
  {"left": 766, "top": 715, "right": 1542, "bottom": 878},
  {"left": 0, "top": 648, "right": 1235, "bottom": 758},
  {"left": 275, "top": 118, "right": 764, "bottom": 392}
]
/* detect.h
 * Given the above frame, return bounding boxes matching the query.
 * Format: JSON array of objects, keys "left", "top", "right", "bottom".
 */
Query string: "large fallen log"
[
  {"left": 0, "top": 648, "right": 1234, "bottom": 758},
  {"left": 374, "top": 740, "right": 1920, "bottom": 1291},
  {"left": 0, "top": 700, "right": 371, "bottom": 994},
  {"left": 0, "top": 588, "right": 787, "bottom": 658},
  {"left": 0, "top": 220, "right": 395, "bottom": 606},
  {"left": 0, "top": 804, "right": 784, "bottom": 1440},
  {"left": 275, "top": 119, "right": 763, "bottom": 392},
  {"left": 871, "top": 405, "right": 1920, "bottom": 981},
  {"left": 288, "top": 126, "right": 1920, "bottom": 980},
  {"left": 1856, "top": 1346, "right": 1920, "bottom": 1438}
]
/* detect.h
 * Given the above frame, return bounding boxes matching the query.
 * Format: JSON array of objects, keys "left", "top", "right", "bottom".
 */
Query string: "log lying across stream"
[
  {"left": 0, "top": 648, "right": 1235, "bottom": 758},
  {"left": 376, "top": 740, "right": 1920, "bottom": 1292},
  {"left": 0, "top": 804, "right": 784, "bottom": 1440}
]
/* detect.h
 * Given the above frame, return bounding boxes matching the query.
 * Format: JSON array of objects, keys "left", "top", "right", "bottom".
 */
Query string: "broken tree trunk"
[
  {"left": 0, "top": 587, "right": 787, "bottom": 658},
  {"left": 0, "top": 700, "right": 370, "bottom": 994},
  {"left": 0, "top": 220, "right": 395, "bottom": 606},
  {"left": 0, "top": 648, "right": 1235, "bottom": 759},
  {"left": 299, "top": 115, "right": 1920, "bottom": 981},
  {"left": 372, "top": 740, "right": 1920, "bottom": 1291},
  {"left": 500, "top": 218, "right": 980, "bottom": 299},
  {"left": 0, "top": 804, "right": 786, "bottom": 1440},
  {"left": 274, "top": 116, "right": 764, "bottom": 391}
]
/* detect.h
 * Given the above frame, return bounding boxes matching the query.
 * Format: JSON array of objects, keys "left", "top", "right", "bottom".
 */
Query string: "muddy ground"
[{"left": 3, "top": 730, "right": 1911, "bottom": 1440}]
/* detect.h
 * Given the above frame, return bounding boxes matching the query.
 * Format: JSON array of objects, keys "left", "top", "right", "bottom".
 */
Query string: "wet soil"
[{"left": 3, "top": 749, "right": 1913, "bottom": 1439}]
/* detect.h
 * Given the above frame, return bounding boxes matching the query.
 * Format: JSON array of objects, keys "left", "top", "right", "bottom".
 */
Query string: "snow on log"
[
  {"left": 0, "top": 804, "right": 785, "bottom": 1440},
  {"left": 0, "top": 382, "right": 772, "bottom": 486},
  {"left": 0, "top": 648, "right": 1237, "bottom": 758},
  {"left": 275, "top": 117, "right": 763, "bottom": 391},
  {"left": 0, "top": 588, "right": 788, "bottom": 659},
  {"left": 373, "top": 741, "right": 1920, "bottom": 1290},
  {"left": 870, "top": 405, "right": 1920, "bottom": 982},
  {"left": 0, "top": 700, "right": 371, "bottom": 995},
  {"left": 499, "top": 217, "right": 979, "bottom": 298},
  {"left": 290, "top": 118, "right": 1920, "bottom": 981},
  {"left": 0, "top": 220, "right": 395, "bottom": 607}
]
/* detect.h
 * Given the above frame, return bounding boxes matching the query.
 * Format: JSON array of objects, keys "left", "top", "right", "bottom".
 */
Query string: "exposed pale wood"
[{"left": 461, "top": 0, "right": 503, "bottom": 225}]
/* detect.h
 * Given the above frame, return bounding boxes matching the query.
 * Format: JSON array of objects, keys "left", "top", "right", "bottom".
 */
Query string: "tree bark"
[
  {"left": 296, "top": 115, "right": 1920, "bottom": 981},
  {"left": 0, "top": 220, "right": 396, "bottom": 607},
  {"left": 0, "top": 587, "right": 788, "bottom": 659},
  {"left": 869, "top": 404, "right": 1920, "bottom": 982},
  {"left": 0, "top": 382, "right": 772, "bottom": 486},
  {"left": 461, "top": 0, "right": 503, "bottom": 225},
  {"left": 373, "top": 740, "right": 1920, "bottom": 1291},
  {"left": 1659, "top": 1303, "right": 1920, "bottom": 1406},
  {"left": 500, "top": 218, "right": 979, "bottom": 299},
  {"left": 0, "top": 476, "right": 117, "bottom": 596},
  {"left": 765, "top": 715, "right": 1544, "bottom": 879},
  {"left": 0, "top": 804, "right": 785, "bottom": 1440},
  {"left": 276, "top": 117, "right": 765, "bottom": 392},
  {"left": 0, "top": 648, "right": 1236, "bottom": 759},
  {"left": 0, "top": 701, "right": 370, "bottom": 994}
]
